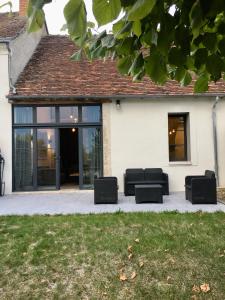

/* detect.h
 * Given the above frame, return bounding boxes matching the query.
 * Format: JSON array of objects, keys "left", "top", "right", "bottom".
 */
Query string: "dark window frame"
[{"left": 168, "top": 113, "right": 188, "bottom": 162}]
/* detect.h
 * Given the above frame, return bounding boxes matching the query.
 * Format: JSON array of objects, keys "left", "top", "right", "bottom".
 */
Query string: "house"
[{"left": 1, "top": 0, "right": 225, "bottom": 194}]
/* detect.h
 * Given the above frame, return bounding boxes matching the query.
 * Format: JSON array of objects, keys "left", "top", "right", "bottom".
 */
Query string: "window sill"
[{"left": 168, "top": 161, "right": 192, "bottom": 166}]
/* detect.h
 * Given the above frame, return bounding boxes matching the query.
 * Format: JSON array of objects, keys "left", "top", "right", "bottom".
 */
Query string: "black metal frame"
[
  {"left": 168, "top": 113, "right": 188, "bottom": 162},
  {"left": 12, "top": 104, "right": 103, "bottom": 192}
]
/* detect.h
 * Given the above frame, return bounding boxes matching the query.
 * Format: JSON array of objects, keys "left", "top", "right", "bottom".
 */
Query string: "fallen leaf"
[
  {"left": 219, "top": 254, "right": 224, "bottom": 257},
  {"left": 102, "top": 292, "right": 107, "bottom": 296},
  {"left": 166, "top": 276, "right": 172, "bottom": 283},
  {"left": 191, "top": 295, "right": 198, "bottom": 300},
  {"left": 119, "top": 273, "right": 127, "bottom": 281},
  {"left": 200, "top": 283, "right": 210, "bottom": 293},
  {"left": 164, "top": 249, "right": 169, "bottom": 252},
  {"left": 130, "top": 271, "right": 137, "bottom": 279},
  {"left": 128, "top": 253, "right": 133, "bottom": 260},
  {"left": 135, "top": 238, "right": 140, "bottom": 243},
  {"left": 127, "top": 245, "right": 132, "bottom": 253},
  {"left": 139, "top": 261, "right": 144, "bottom": 268},
  {"left": 192, "top": 285, "right": 200, "bottom": 293}
]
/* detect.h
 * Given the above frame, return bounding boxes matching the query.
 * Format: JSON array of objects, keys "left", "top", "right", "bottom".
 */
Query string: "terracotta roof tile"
[
  {"left": 14, "top": 35, "right": 225, "bottom": 97},
  {"left": 0, "top": 12, "right": 27, "bottom": 39}
]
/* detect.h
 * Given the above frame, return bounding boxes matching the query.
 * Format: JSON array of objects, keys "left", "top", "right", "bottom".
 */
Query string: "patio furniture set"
[{"left": 94, "top": 168, "right": 217, "bottom": 205}]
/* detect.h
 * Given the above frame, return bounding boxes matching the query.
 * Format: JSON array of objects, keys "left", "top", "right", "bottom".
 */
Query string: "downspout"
[
  {"left": 212, "top": 96, "right": 220, "bottom": 186},
  {"left": 6, "top": 43, "right": 17, "bottom": 94}
]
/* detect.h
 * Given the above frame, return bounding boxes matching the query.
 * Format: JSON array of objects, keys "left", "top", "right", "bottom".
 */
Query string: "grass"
[{"left": 0, "top": 212, "right": 225, "bottom": 299}]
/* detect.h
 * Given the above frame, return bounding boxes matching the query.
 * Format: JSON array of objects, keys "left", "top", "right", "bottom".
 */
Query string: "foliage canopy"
[{"left": 28, "top": 0, "right": 225, "bottom": 92}]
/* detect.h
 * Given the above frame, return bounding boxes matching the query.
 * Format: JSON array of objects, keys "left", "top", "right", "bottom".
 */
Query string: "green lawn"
[{"left": 0, "top": 212, "right": 225, "bottom": 299}]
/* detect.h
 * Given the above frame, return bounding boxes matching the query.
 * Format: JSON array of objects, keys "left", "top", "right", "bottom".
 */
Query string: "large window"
[
  {"left": 168, "top": 114, "right": 188, "bottom": 161},
  {"left": 13, "top": 104, "right": 102, "bottom": 191}
]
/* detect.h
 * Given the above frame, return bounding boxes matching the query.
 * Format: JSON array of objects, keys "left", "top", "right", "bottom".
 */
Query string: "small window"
[
  {"left": 82, "top": 106, "right": 101, "bottom": 122},
  {"left": 59, "top": 106, "right": 78, "bottom": 123},
  {"left": 14, "top": 107, "right": 33, "bottom": 124},
  {"left": 168, "top": 114, "right": 188, "bottom": 161},
  {"left": 37, "top": 107, "right": 55, "bottom": 123}
]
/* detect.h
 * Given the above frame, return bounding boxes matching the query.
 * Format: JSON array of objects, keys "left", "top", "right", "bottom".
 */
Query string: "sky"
[{"left": 0, "top": 0, "right": 112, "bottom": 33}]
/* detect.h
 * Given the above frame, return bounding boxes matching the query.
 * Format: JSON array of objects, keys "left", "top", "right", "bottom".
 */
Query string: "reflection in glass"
[
  {"left": 82, "top": 127, "right": 101, "bottom": 187},
  {"left": 37, "top": 129, "right": 56, "bottom": 187},
  {"left": 37, "top": 107, "right": 55, "bottom": 123},
  {"left": 59, "top": 106, "right": 78, "bottom": 123},
  {"left": 14, "top": 107, "right": 33, "bottom": 124},
  {"left": 82, "top": 106, "right": 101, "bottom": 122},
  {"left": 168, "top": 115, "right": 187, "bottom": 161},
  {"left": 14, "top": 129, "right": 33, "bottom": 190}
]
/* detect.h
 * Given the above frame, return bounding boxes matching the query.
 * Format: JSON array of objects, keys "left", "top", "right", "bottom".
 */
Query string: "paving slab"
[{"left": 0, "top": 191, "right": 224, "bottom": 215}]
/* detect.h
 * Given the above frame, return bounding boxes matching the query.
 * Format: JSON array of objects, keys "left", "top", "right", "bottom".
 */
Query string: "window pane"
[
  {"left": 14, "top": 129, "right": 33, "bottom": 190},
  {"left": 37, "top": 107, "right": 55, "bottom": 123},
  {"left": 37, "top": 129, "right": 56, "bottom": 187},
  {"left": 82, "top": 106, "right": 101, "bottom": 122},
  {"left": 14, "top": 107, "right": 33, "bottom": 124},
  {"left": 168, "top": 115, "right": 187, "bottom": 161},
  {"left": 82, "top": 127, "right": 102, "bottom": 187},
  {"left": 59, "top": 106, "right": 78, "bottom": 123}
]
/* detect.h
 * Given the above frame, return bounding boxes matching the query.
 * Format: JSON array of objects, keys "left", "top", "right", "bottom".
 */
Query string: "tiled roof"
[
  {"left": 0, "top": 12, "right": 27, "bottom": 40},
  {"left": 14, "top": 35, "right": 225, "bottom": 98}
]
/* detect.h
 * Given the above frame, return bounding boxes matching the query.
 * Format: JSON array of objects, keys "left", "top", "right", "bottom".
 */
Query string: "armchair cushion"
[{"left": 144, "top": 168, "right": 163, "bottom": 181}]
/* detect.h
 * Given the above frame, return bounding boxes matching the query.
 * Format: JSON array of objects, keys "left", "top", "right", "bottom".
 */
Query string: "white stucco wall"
[
  {"left": 0, "top": 25, "right": 47, "bottom": 194},
  {"left": 0, "top": 43, "right": 12, "bottom": 194},
  {"left": 105, "top": 97, "right": 225, "bottom": 192}
]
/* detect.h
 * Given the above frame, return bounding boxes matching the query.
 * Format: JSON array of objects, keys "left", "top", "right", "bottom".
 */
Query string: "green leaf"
[
  {"left": 117, "top": 57, "right": 133, "bottom": 75},
  {"left": 64, "top": 0, "right": 87, "bottom": 38},
  {"left": 202, "top": 33, "right": 217, "bottom": 51},
  {"left": 168, "top": 48, "right": 186, "bottom": 67},
  {"left": 116, "top": 37, "right": 134, "bottom": 55},
  {"left": 28, "top": 9, "right": 45, "bottom": 32},
  {"left": 180, "top": 71, "right": 192, "bottom": 86},
  {"left": 132, "top": 20, "right": 142, "bottom": 37},
  {"left": 93, "top": 0, "right": 121, "bottom": 26},
  {"left": 113, "top": 20, "right": 132, "bottom": 39},
  {"left": 194, "top": 74, "right": 209, "bottom": 93},
  {"left": 145, "top": 50, "right": 167, "bottom": 84},
  {"left": 127, "top": 0, "right": 156, "bottom": 21},
  {"left": 71, "top": 49, "right": 82, "bottom": 61},
  {"left": 128, "top": 53, "right": 144, "bottom": 76},
  {"left": 206, "top": 54, "right": 224, "bottom": 81},
  {"left": 101, "top": 35, "right": 116, "bottom": 48},
  {"left": 218, "top": 39, "right": 225, "bottom": 56},
  {"left": 194, "top": 48, "right": 208, "bottom": 69},
  {"left": 189, "top": 0, "right": 203, "bottom": 38},
  {"left": 174, "top": 67, "right": 186, "bottom": 82}
]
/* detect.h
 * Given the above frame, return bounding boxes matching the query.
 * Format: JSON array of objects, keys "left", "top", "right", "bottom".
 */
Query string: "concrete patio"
[{"left": 0, "top": 191, "right": 224, "bottom": 215}]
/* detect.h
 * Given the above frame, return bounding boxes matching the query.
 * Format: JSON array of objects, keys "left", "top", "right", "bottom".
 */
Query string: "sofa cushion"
[
  {"left": 205, "top": 170, "right": 215, "bottom": 179},
  {"left": 128, "top": 180, "right": 165, "bottom": 185},
  {"left": 126, "top": 169, "right": 144, "bottom": 181},
  {"left": 144, "top": 168, "right": 163, "bottom": 181}
]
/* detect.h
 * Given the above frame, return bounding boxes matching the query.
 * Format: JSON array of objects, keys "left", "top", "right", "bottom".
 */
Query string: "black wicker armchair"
[
  {"left": 94, "top": 177, "right": 118, "bottom": 204},
  {"left": 185, "top": 170, "right": 217, "bottom": 204}
]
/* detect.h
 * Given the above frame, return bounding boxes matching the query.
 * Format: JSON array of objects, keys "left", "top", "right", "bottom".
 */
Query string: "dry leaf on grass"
[
  {"left": 166, "top": 276, "right": 172, "bottom": 283},
  {"left": 127, "top": 245, "right": 132, "bottom": 253},
  {"left": 128, "top": 253, "right": 133, "bottom": 260},
  {"left": 192, "top": 285, "right": 200, "bottom": 293},
  {"left": 191, "top": 295, "right": 198, "bottom": 300},
  {"left": 119, "top": 273, "right": 128, "bottom": 281},
  {"left": 135, "top": 238, "right": 140, "bottom": 243},
  {"left": 200, "top": 283, "right": 210, "bottom": 293},
  {"left": 130, "top": 271, "right": 137, "bottom": 279},
  {"left": 139, "top": 261, "right": 144, "bottom": 268}
]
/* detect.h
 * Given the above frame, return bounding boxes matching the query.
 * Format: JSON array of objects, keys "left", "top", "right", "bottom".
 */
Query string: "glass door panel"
[
  {"left": 14, "top": 129, "right": 33, "bottom": 191},
  {"left": 81, "top": 127, "right": 102, "bottom": 188},
  {"left": 37, "top": 129, "right": 56, "bottom": 189}
]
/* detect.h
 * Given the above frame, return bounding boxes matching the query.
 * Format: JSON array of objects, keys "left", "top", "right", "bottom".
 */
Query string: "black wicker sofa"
[{"left": 124, "top": 168, "right": 169, "bottom": 196}]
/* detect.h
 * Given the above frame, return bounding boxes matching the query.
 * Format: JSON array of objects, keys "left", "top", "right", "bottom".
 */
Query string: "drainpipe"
[
  {"left": 6, "top": 43, "right": 17, "bottom": 94},
  {"left": 212, "top": 96, "right": 220, "bottom": 186}
]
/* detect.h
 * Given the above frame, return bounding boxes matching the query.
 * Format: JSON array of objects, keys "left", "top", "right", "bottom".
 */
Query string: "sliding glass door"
[
  {"left": 37, "top": 129, "right": 57, "bottom": 189},
  {"left": 80, "top": 127, "right": 102, "bottom": 188},
  {"left": 14, "top": 129, "right": 33, "bottom": 191}
]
